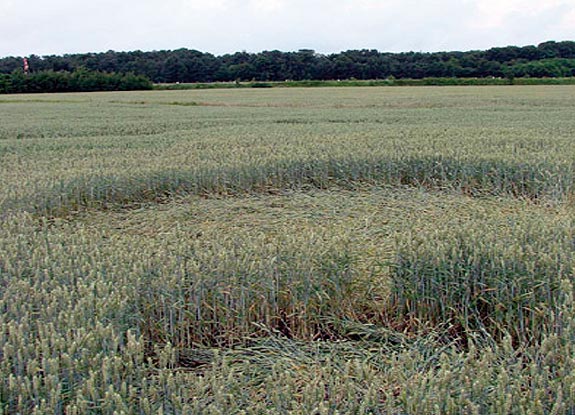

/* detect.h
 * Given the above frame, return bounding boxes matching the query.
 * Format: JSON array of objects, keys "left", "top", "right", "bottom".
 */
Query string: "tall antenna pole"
[{"left": 23, "top": 57, "right": 29, "bottom": 75}]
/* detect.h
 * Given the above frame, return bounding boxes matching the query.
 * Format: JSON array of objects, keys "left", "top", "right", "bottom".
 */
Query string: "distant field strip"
[{"left": 1, "top": 86, "right": 574, "bottom": 216}]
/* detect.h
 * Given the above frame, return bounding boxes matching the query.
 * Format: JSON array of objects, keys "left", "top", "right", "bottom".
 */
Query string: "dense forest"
[
  {"left": 0, "top": 70, "right": 152, "bottom": 94},
  {"left": 1, "top": 41, "right": 575, "bottom": 84}
]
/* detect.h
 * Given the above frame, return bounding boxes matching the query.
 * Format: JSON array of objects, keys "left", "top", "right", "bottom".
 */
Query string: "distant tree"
[
  {"left": 161, "top": 56, "right": 187, "bottom": 83},
  {"left": 228, "top": 63, "right": 257, "bottom": 81}
]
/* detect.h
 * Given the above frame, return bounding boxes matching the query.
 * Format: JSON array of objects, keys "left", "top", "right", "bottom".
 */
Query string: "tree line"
[
  {"left": 0, "top": 69, "right": 152, "bottom": 94},
  {"left": 0, "top": 41, "right": 574, "bottom": 84}
]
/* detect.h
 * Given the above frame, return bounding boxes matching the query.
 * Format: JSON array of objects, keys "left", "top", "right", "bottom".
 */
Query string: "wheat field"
[{"left": 1, "top": 86, "right": 575, "bottom": 414}]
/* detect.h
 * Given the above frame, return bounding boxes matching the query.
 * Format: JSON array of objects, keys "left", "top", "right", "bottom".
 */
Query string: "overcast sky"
[{"left": 1, "top": 0, "right": 574, "bottom": 57}]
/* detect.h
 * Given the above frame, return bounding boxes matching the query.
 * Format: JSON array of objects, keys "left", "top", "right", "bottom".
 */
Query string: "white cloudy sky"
[{"left": 0, "top": 0, "right": 574, "bottom": 57}]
